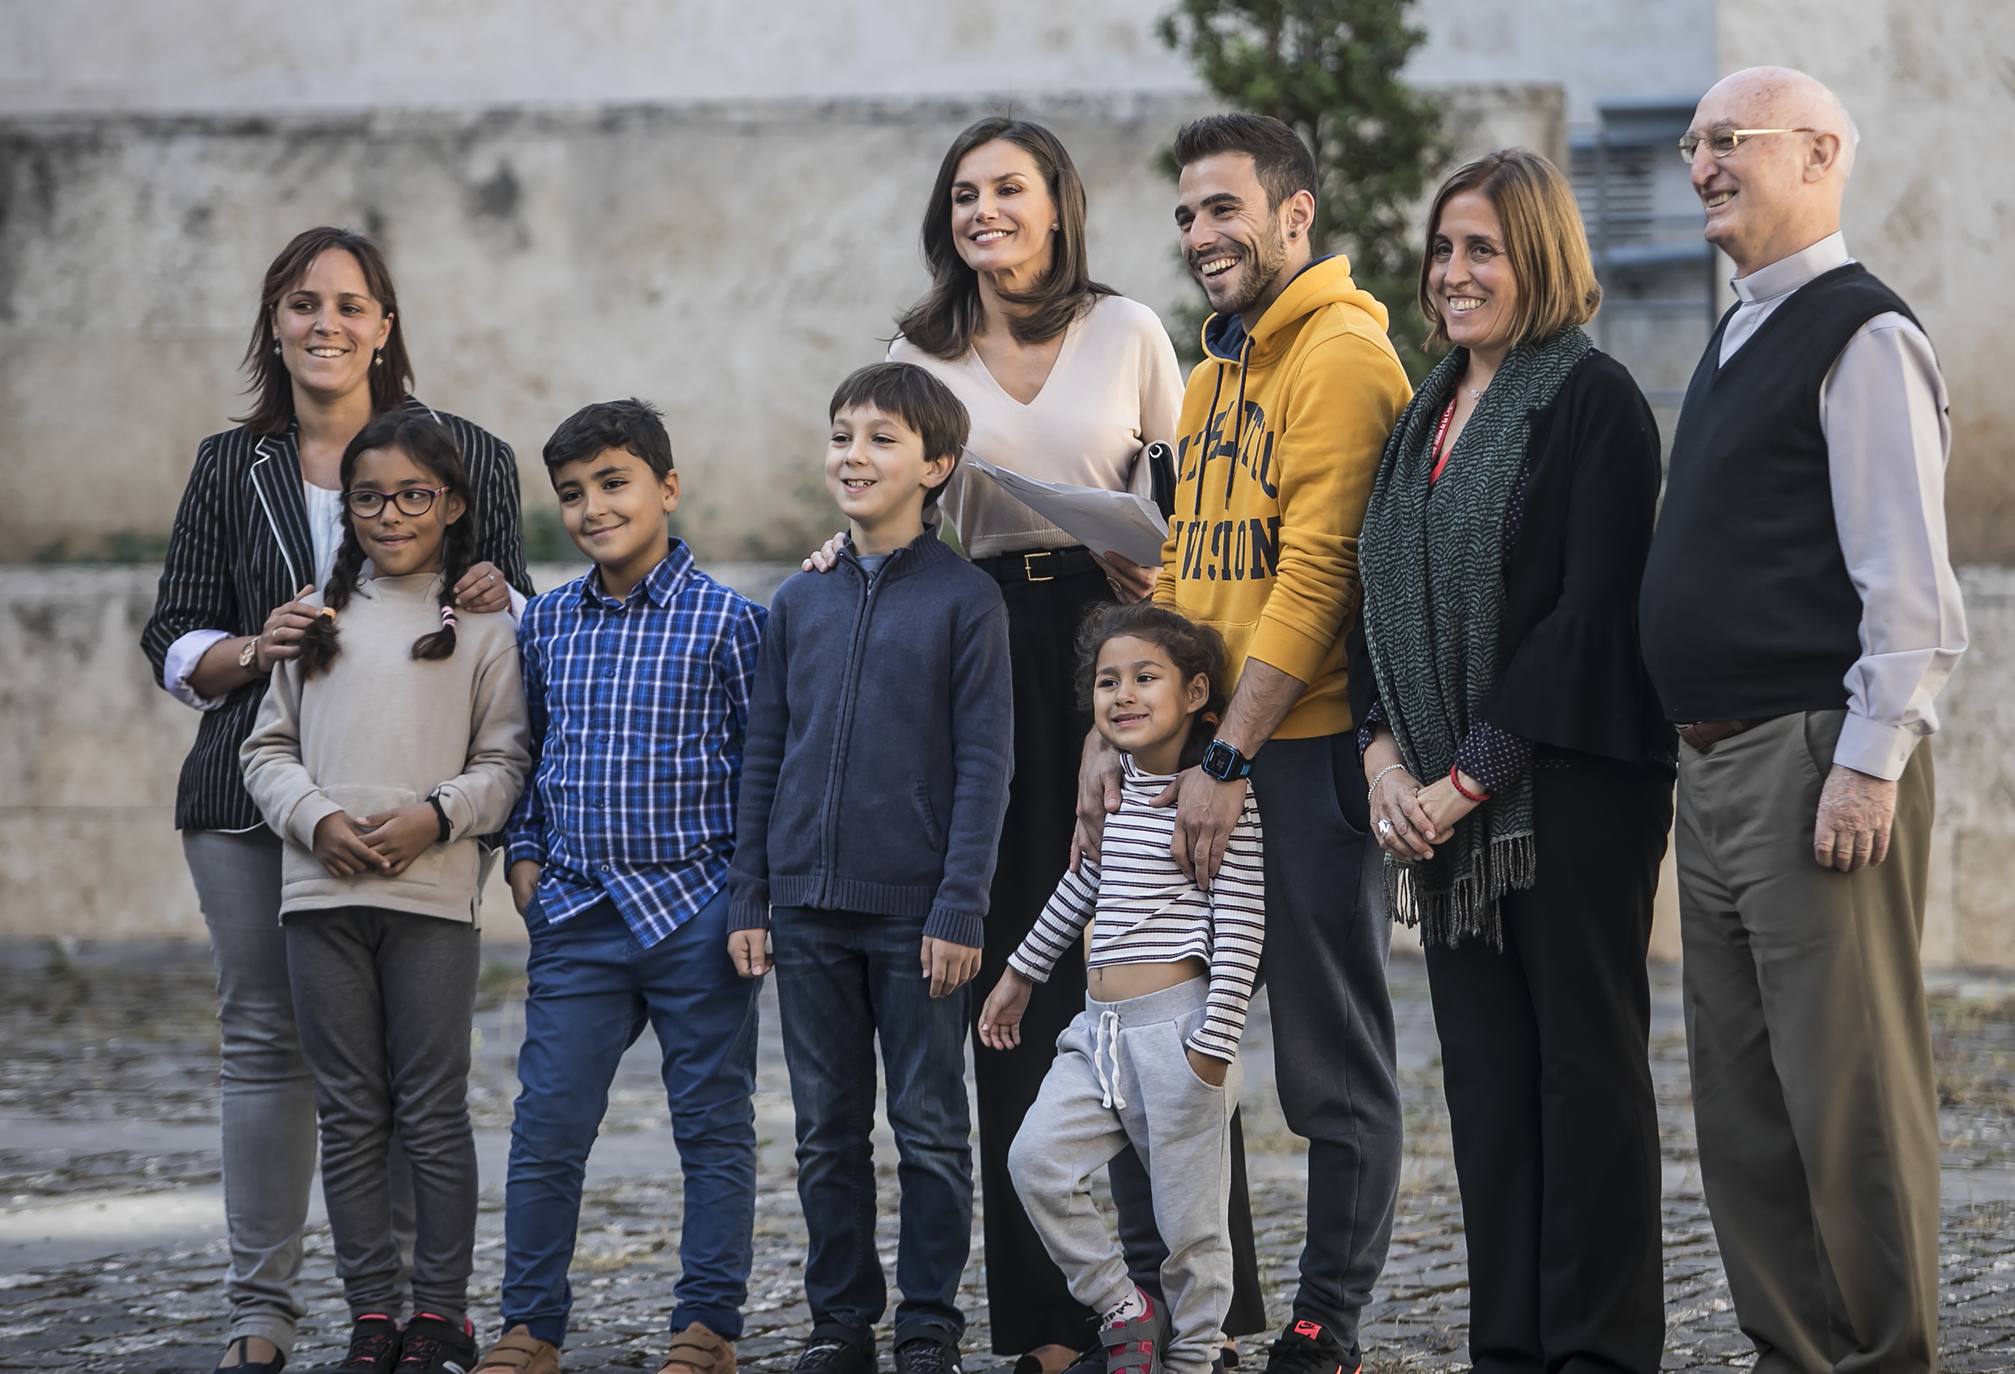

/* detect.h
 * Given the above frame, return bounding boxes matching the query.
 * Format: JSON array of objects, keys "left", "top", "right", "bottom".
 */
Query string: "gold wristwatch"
[{"left": 238, "top": 636, "right": 266, "bottom": 674}]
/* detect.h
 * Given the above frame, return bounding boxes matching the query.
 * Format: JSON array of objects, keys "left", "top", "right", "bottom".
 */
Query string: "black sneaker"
[
  {"left": 893, "top": 1334, "right": 963, "bottom": 1374},
  {"left": 332, "top": 1315, "right": 403, "bottom": 1374},
  {"left": 793, "top": 1326, "right": 876, "bottom": 1374},
  {"left": 1260, "top": 1321, "right": 1357, "bottom": 1374},
  {"left": 396, "top": 1314, "right": 477, "bottom": 1374}
]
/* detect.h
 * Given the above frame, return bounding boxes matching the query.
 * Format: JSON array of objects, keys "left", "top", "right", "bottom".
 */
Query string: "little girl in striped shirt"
[{"left": 979, "top": 602, "right": 1265, "bottom": 1374}]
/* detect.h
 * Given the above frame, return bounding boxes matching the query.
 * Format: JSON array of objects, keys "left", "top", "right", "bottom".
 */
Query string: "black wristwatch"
[
  {"left": 1199, "top": 738, "right": 1254, "bottom": 783},
  {"left": 427, "top": 794, "right": 452, "bottom": 843}
]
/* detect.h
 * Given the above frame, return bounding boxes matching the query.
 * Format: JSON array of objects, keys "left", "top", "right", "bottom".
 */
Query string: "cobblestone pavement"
[{"left": 2, "top": 940, "right": 2012, "bottom": 1372}]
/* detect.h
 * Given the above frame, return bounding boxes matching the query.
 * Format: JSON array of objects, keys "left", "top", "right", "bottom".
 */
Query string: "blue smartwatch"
[{"left": 1199, "top": 738, "right": 1254, "bottom": 782}]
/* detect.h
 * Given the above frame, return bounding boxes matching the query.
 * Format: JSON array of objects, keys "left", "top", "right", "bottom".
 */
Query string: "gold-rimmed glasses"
[{"left": 1677, "top": 127, "right": 1814, "bottom": 163}]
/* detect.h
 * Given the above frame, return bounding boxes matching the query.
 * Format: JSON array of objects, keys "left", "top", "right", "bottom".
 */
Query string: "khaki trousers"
[{"left": 1676, "top": 710, "right": 1939, "bottom": 1373}]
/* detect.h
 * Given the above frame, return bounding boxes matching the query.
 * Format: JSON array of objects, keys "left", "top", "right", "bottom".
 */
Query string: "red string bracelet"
[{"left": 1449, "top": 765, "right": 1490, "bottom": 804}]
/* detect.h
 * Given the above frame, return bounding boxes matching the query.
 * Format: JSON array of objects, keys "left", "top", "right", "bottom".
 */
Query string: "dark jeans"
[
  {"left": 772, "top": 906, "right": 973, "bottom": 1344},
  {"left": 502, "top": 889, "right": 759, "bottom": 1346}
]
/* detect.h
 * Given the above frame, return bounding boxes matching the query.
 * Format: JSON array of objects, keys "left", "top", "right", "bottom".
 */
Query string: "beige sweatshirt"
[{"left": 241, "top": 572, "right": 530, "bottom": 926}]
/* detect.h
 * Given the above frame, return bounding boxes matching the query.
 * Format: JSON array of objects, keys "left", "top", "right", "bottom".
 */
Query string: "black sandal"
[{"left": 215, "top": 1336, "right": 288, "bottom": 1374}]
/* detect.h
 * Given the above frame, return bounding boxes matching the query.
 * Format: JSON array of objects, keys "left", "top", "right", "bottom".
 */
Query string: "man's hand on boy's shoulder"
[
  {"left": 728, "top": 928, "right": 773, "bottom": 979},
  {"left": 921, "top": 936, "right": 981, "bottom": 998}
]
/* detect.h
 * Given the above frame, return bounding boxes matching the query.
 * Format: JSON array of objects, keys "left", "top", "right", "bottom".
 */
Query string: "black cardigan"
[
  {"left": 140, "top": 397, "right": 532, "bottom": 832},
  {"left": 1350, "top": 349, "right": 1674, "bottom": 771}
]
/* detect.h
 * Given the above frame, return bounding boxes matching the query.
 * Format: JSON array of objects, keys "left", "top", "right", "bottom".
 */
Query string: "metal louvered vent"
[{"left": 1569, "top": 98, "right": 1718, "bottom": 409}]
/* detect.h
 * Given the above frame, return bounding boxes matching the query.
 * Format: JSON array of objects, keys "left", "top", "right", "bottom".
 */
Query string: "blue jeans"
[
  {"left": 771, "top": 907, "right": 973, "bottom": 1343},
  {"left": 502, "top": 889, "right": 759, "bottom": 1345}
]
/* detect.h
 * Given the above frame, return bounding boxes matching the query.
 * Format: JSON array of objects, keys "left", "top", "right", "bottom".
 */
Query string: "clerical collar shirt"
[{"left": 1722, "top": 232, "right": 1966, "bottom": 780}]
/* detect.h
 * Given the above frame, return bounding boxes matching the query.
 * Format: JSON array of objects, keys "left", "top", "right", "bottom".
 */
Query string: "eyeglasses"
[
  {"left": 345, "top": 486, "right": 449, "bottom": 518},
  {"left": 1677, "top": 127, "right": 1814, "bottom": 163}
]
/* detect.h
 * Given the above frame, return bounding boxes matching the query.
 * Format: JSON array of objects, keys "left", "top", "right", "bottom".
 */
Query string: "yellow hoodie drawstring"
[
  {"left": 1195, "top": 361, "right": 1228, "bottom": 519},
  {"left": 1227, "top": 334, "right": 1253, "bottom": 505}
]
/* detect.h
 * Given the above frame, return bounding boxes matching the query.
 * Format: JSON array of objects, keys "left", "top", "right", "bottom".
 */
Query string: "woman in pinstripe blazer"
[{"left": 140, "top": 226, "right": 530, "bottom": 1374}]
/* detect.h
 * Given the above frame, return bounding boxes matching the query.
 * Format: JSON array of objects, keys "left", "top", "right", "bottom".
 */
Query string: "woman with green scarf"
[{"left": 1354, "top": 150, "right": 1676, "bottom": 1372}]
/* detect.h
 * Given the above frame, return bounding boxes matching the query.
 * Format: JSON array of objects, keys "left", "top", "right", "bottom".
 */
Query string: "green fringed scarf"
[{"left": 1359, "top": 326, "right": 1592, "bottom": 947}]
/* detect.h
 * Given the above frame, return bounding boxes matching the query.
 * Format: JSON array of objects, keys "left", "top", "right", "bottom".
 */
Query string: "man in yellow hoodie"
[{"left": 1079, "top": 114, "right": 1411, "bottom": 1374}]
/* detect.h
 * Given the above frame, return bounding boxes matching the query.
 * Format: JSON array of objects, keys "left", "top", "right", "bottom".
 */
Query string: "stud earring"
[{"left": 373, "top": 350, "right": 383, "bottom": 368}]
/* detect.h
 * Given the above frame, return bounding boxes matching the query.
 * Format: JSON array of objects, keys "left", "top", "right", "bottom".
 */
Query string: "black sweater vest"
[{"left": 1639, "top": 262, "right": 1917, "bottom": 722}]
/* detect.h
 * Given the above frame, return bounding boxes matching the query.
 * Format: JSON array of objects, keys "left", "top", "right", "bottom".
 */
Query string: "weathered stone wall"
[
  {"left": 4, "top": 565, "right": 2011, "bottom": 964},
  {"left": 0, "top": 86, "right": 1562, "bottom": 564},
  {"left": 0, "top": 0, "right": 1706, "bottom": 122},
  {"left": 0, "top": 564, "right": 788, "bottom": 941}
]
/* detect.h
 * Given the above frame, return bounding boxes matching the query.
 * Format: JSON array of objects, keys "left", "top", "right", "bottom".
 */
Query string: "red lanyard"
[{"left": 1429, "top": 397, "right": 1459, "bottom": 484}]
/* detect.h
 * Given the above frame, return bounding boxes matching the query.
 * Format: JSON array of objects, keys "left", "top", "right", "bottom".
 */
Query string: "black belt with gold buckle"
[{"left": 975, "top": 546, "right": 1099, "bottom": 585}]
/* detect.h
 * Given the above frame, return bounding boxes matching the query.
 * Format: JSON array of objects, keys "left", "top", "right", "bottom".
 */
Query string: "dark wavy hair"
[
  {"left": 895, "top": 117, "right": 1115, "bottom": 359},
  {"left": 1075, "top": 602, "right": 1230, "bottom": 770},
  {"left": 235, "top": 226, "right": 414, "bottom": 435},
  {"left": 297, "top": 412, "right": 475, "bottom": 678}
]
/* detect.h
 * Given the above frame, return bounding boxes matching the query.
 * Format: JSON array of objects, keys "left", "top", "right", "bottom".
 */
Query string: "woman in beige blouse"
[{"left": 875, "top": 116, "right": 1266, "bottom": 1374}]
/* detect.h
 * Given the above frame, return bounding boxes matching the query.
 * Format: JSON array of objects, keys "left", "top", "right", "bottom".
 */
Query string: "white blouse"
[{"left": 890, "top": 294, "right": 1182, "bottom": 560}]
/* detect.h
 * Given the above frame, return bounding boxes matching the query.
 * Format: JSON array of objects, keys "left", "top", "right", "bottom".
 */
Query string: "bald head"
[
  {"left": 1687, "top": 66, "right": 1858, "bottom": 274},
  {"left": 1704, "top": 67, "right": 1858, "bottom": 180}
]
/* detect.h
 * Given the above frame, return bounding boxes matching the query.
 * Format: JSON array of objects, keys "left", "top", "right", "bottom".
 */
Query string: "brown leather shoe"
[
  {"left": 473, "top": 1326, "right": 562, "bottom": 1374},
  {"left": 660, "top": 1322, "right": 737, "bottom": 1374}
]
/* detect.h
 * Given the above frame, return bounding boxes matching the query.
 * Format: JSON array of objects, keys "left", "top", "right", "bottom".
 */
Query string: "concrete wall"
[
  {"left": 1715, "top": 0, "right": 2015, "bottom": 561},
  {"left": 0, "top": 85, "right": 1559, "bottom": 564},
  {"left": 0, "top": 563, "right": 786, "bottom": 941},
  {"left": 6, "top": 564, "right": 2012, "bottom": 965},
  {"left": 0, "top": 0, "right": 1199, "bottom": 113},
  {"left": 0, "top": 0, "right": 1702, "bottom": 122}
]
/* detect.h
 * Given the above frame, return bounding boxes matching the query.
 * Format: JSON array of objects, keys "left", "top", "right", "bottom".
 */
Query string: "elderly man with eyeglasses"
[{"left": 1639, "top": 66, "right": 1966, "bottom": 1373}]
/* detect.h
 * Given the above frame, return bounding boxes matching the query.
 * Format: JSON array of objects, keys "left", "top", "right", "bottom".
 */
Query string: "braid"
[
  {"left": 297, "top": 528, "right": 368, "bottom": 679},
  {"left": 411, "top": 500, "right": 477, "bottom": 662}
]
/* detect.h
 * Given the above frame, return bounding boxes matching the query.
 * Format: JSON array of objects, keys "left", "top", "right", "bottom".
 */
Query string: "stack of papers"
[{"left": 963, "top": 453, "right": 1169, "bottom": 566}]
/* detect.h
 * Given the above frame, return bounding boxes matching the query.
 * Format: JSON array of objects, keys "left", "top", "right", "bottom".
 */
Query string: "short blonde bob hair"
[{"left": 1418, "top": 148, "right": 1601, "bottom": 349}]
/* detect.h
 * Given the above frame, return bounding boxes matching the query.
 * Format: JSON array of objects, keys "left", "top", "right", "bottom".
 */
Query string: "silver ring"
[{"left": 1377, "top": 818, "right": 1394, "bottom": 838}]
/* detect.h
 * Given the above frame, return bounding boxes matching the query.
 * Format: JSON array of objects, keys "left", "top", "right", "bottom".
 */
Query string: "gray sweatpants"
[
  {"left": 1009, "top": 979, "right": 1240, "bottom": 1374},
  {"left": 285, "top": 906, "right": 480, "bottom": 1325}
]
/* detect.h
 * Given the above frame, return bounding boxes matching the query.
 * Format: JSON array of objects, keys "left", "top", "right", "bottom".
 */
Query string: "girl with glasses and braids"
[{"left": 241, "top": 410, "right": 531, "bottom": 1374}]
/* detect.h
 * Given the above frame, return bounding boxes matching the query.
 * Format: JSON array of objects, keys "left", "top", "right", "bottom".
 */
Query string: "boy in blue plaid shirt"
[{"left": 489, "top": 399, "right": 766, "bottom": 1374}]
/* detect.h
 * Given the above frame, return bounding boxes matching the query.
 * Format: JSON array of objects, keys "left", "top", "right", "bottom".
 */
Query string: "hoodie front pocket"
[{"left": 911, "top": 781, "right": 946, "bottom": 853}]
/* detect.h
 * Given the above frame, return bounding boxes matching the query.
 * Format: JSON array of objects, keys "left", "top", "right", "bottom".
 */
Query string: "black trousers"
[
  {"left": 1422, "top": 754, "right": 1674, "bottom": 1374},
  {"left": 976, "top": 565, "right": 1265, "bottom": 1355}
]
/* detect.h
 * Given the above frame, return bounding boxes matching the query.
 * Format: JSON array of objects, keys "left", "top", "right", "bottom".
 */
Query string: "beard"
[{"left": 1195, "top": 219, "right": 1292, "bottom": 317}]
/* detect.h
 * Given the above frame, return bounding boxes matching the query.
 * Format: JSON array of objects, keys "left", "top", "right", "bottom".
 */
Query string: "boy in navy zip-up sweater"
[{"left": 729, "top": 363, "right": 1012, "bottom": 1374}]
